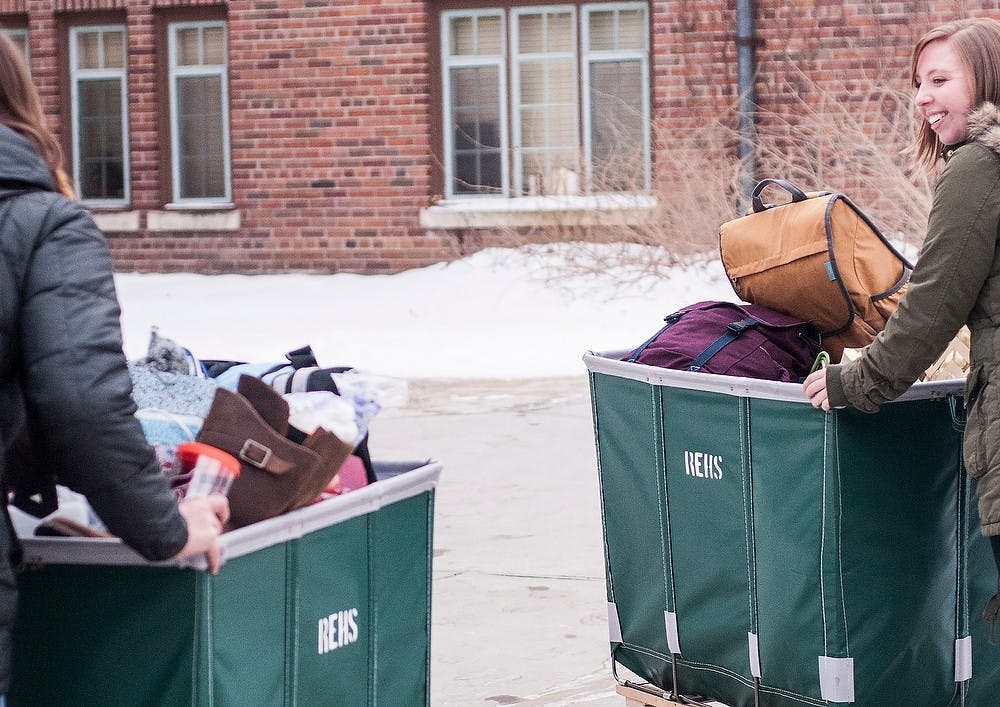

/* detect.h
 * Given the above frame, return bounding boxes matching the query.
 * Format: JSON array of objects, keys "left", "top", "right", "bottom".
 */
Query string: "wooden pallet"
[{"left": 617, "top": 683, "right": 730, "bottom": 707}]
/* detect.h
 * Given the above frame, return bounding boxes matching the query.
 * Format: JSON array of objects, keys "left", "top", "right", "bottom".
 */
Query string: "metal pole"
[{"left": 735, "top": 0, "right": 758, "bottom": 213}]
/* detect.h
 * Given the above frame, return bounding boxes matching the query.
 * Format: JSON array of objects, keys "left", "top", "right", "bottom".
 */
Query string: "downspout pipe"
[{"left": 736, "top": 0, "right": 758, "bottom": 213}]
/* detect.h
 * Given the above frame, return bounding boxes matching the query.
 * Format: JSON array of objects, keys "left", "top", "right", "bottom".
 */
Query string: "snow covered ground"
[{"left": 115, "top": 243, "right": 737, "bottom": 381}]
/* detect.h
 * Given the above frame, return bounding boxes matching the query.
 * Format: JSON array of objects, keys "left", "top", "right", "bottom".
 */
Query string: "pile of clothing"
[{"left": 22, "top": 329, "right": 384, "bottom": 537}]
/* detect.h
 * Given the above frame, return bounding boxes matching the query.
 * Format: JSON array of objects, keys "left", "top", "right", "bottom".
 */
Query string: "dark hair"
[{"left": 0, "top": 31, "right": 74, "bottom": 197}]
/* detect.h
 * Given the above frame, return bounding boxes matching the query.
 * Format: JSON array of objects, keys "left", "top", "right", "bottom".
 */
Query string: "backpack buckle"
[{"left": 727, "top": 317, "right": 759, "bottom": 334}]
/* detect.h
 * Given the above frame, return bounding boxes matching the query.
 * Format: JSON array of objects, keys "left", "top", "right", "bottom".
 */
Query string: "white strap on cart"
[
  {"left": 818, "top": 656, "right": 855, "bottom": 702},
  {"left": 747, "top": 632, "right": 761, "bottom": 678},
  {"left": 665, "top": 611, "right": 681, "bottom": 655},
  {"left": 607, "top": 602, "right": 623, "bottom": 643},
  {"left": 955, "top": 636, "right": 972, "bottom": 682}
]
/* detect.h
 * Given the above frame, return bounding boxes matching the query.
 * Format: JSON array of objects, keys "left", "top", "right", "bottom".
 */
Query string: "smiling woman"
[
  {"left": 800, "top": 17, "right": 1000, "bottom": 636},
  {"left": 914, "top": 36, "right": 974, "bottom": 147}
]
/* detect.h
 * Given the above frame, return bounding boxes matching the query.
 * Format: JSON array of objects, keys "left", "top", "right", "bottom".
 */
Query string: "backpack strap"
[
  {"left": 626, "top": 310, "right": 687, "bottom": 363},
  {"left": 688, "top": 317, "right": 759, "bottom": 372}
]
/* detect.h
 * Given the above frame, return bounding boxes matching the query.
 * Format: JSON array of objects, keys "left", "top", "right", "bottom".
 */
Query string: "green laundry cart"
[
  {"left": 8, "top": 460, "right": 440, "bottom": 707},
  {"left": 586, "top": 351, "right": 1000, "bottom": 707}
]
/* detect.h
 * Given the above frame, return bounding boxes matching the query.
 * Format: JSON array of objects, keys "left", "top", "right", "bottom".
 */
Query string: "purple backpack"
[{"left": 623, "top": 300, "right": 822, "bottom": 382}]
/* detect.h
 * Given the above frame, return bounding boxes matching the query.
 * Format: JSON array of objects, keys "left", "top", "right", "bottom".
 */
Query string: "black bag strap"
[
  {"left": 688, "top": 317, "right": 759, "bottom": 372},
  {"left": 203, "top": 360, "right": 246, "bottom": 378},
  {"left": 626, "top": 310, "right": 686, "bottom": 363},
  {"left": 751, "top": 178, "right": 809, "bottom": 213},
  {"left": 285, "top": 345, "right": 319, "bottom": 369}
]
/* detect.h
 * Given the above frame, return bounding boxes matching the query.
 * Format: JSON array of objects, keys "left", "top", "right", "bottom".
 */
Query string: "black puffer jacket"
[{"left": 0, "top": 125, "right": 187, "bottom": 690}]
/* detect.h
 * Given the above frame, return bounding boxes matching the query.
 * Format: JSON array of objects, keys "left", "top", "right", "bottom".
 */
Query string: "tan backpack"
[{"left": 719, "top": 179, "right": 912, "bottom": 362}]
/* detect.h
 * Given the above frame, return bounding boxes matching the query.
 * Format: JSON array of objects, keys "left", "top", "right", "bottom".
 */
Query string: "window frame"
[
  {"left": 438, "top": 2, "right": 651, "bottom": 201},
  {"left": 69, "top": 23, "right": 130, "bottom": 209},
  {"left": 440, "top": 8, "right": 510, "bottom": 198},
  {"left": 166, "top": 19, "right": 232, "bottom": 206}
]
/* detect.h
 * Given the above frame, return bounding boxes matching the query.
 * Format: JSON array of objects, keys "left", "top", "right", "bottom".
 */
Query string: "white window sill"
[
  {"left": 147, "top": 208, "right": 241, "bottom": 232},
  {"left": 162, "top": 201, "right": 235, "bottom": 211},
  {"left": 419, "top": 194, "right": 657, "bottom": 230},
  {"left": 89, "top": 208, "right": 240, "bottom": 233},
  {"left": 91, "top": 210, "right": 141, "bottom": 233}
]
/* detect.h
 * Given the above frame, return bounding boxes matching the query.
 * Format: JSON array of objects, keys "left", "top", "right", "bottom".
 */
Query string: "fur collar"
[{"left": 968, "top": 102, "right": 1000, "bottom": 157}]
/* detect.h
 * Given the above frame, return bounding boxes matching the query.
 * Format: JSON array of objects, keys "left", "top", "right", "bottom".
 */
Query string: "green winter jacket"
[{"left": 826, "top": 102, "right": 1000, "bottom": 535}]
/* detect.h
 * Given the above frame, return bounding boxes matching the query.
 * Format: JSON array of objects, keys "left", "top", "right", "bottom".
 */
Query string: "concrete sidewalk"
[{"left": 370, "top": 376, "right": 623, "bottom": 706}]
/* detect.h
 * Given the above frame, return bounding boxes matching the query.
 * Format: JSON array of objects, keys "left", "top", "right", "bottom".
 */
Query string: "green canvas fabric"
[
  {"left": 369, "top": 494, "right": 434, "bottom": 706},
  {"left": 7, "top": 463, "right": 437, "bottom": 707},
  {"left": 10, "top": 564, "right": 207, "bottom": 706},
  {"left": 588, "top": 355, "right": 1000, "bottom": 706}
]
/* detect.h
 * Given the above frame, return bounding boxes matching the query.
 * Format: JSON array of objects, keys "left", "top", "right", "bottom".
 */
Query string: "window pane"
[
  {"left": 450, "top": 16, "right": 474, "bottom": 55},
  {"left": 517, "top": 68, "right": 577, "bottom": 145},
  {"left": 520, "top": 149, "right": 578, "bottom": 196},
  {"left": 590, "top": 8, "right": 646, "bottom": 51},
  {"left": 519, "top": 11, "right": 573, "bottom": 53},
  {"left": 450, "top": 15, "right": 501, "bottom": 57},
  {"left": 177, "top": 75, "right": 225, "bottom": 199},
  {"left": 477, "top": 16, "right": 501, "bottom": 55},
  {"left": 203, "top": 26, "right": 225, "bottom": 64},
  {"left": 589, "top": 11, "right": 616, "bottom": 51},
  {"left": 519, "top": 62, "right": 544, "bottom": 104},
  {"left": 618, "top": 9, "right": 645, "bottom": 49},
  {"left": 520, "top": 106, "right": 546, "bottom": 147},
  {"left": 550, "top": 105, "right": 576, "bottom": 147},
  {"left": 590, "top": 60, "right": 643, "bottom": 191},
  {"left": 176, "top": 27, "right": 201, "bottom": 65},
  {"left": 78, "top": 79, "right": 124, "bottom": 199},
  {"left": 103, "top": 30, "right": 124, "bottom": 69},
  {"left": 518, "top": 62, "right": 577, "bottom": 139},
  {"left": 548, "top": 12, "right": 573, "bottom": 51},
  {"left": 76, "top": 31, "right": 101, "bottom": 70},
  {"left": 518, "top": 14, "right": 543, "bottom": 54},
  {"left": 549, "top": 59, "right": 575, "bottom": 102},
  {"left": 450, "top": 66, "right": 502, "bottom": 194}
]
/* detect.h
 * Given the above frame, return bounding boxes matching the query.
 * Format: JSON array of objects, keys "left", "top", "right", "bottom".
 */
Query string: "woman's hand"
[
  {"left": 175, "top": 494, "right": 231, "bottom": 574},
  {"left": 802, "top": 368, "right": 831, "bottom": 411}
]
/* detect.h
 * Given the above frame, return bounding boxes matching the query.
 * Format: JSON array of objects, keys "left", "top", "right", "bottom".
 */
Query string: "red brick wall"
[
  {"left": 8, "top": 0, "right": 452, "bottom": 273},
  {"left": 223, "top": 0, "right": 450, "bottom": 273},
  {"left": 649, "top": 1, "right": 999, "bottom": 235},
  {"left": 5, "top": 1, "right": 999, "bottom": 273}
]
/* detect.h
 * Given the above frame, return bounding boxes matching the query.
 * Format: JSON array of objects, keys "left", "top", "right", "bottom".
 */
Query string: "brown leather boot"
[
  {"left": 197, "top": 383, "right": 321, "bottom": 529},
  {"left": 293, "top": 427, "right": 355, "bottom": 508},
  {"left": 236, "top": 374, "right": 291, "bottom": 435}
]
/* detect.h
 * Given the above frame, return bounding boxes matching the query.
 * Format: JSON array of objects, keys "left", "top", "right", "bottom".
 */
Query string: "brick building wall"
[
  {"left": 654, "top": 1, "right": 993, "bottom": 126},
  {"left": 224, "top": 0, "right": 447, "bottom": 272},
  {"left": 1, "top": 1, "right": 997, "bottom": 273}
]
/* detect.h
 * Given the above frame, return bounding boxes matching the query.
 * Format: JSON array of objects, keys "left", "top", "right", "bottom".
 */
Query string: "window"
[
  {"left": 168, "top": 20, "right": 231, "bottom": 205},
  {"left": 440, "top": 3, "right": 649, "bottom": 199},
  {"left": 5, "top": 27, "right": 28, "bottom": 62},
  {"left": 70, "top": 25, "right": 128, "bottom": 205}
]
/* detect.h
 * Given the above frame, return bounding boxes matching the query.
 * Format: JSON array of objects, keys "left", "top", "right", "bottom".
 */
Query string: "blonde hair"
[{"left": 0, "top": 31, "right": 74, "bottom": 198}]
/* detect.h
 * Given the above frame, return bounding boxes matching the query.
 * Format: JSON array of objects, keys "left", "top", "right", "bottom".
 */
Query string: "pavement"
[{"left": 369, "top": 375, "right": 624, "bottom": 707}]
